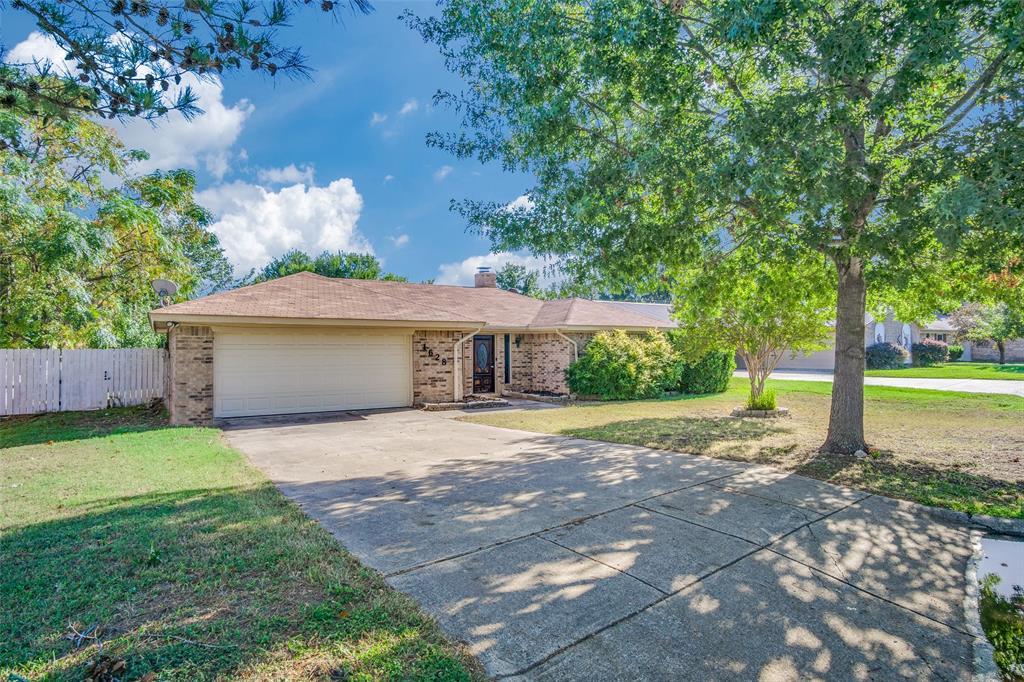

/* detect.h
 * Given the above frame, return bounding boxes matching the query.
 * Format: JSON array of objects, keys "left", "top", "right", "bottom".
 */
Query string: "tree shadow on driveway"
[{"left": 240, "top": 433, "right": 980, "bottom": 680}]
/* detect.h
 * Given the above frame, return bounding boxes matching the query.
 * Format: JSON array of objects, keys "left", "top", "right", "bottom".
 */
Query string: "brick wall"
[
  {"left": 970, "top": 338, "right": 1024, "bottom": 363},
  {"left": 413, "top": 330, "right": 460, "bottom": 404},
  {"left": 528, "top": 333, "right": 576, "bottom": 393},
  {"left": 507, "top": 333, "right": 534, "bottom": 391},
  {"left": 168, "top": 325, "right": 214, "bottom": 426},
  {"left": 504, "top": 332, "right": 594, "bottom": 394}
]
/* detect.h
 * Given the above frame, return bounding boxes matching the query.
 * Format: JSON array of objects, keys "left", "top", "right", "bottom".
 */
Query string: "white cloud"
[
  {"left": 7, "top": 32, "right": 253, "bottom": 179},
  {"left": 119, "top": 74, "right": 252, "bottom": 178},
  {"left": 198, "top": 178, "right": 371, "bottom": 273},
  {"left": 399, "top": 98, "right": 419, "bottom": 115},
  {"left": 434, "top": 165, "right": 454, "bottom": 182},
  {"left": 383, "top": 174, "right": 395, "bottom": 182},
  {"left": 436, "top": 252, "right": 556, "bottom": 286},
  {"left": 6, "top": 31, "right": 69, "bottom": 72},
  {"left": 389, "top": 234, "right": 410, "bottom": 248},
  {"left": 205, "top": 151, "right": 230, "bottom": 180},
  {"left": 257, "top": 163, "right": 316, "bottom": 185},
  {"left": 504, "top": 194, "right": 535, "bottom": 212},
  {"left": 370, "top": 112, "right": 388, "bottom": 126}
]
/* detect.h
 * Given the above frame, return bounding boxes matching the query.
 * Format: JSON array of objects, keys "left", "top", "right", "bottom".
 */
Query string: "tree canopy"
[
  {"left": 495, "top": 262, "right": 540, "bottom": 296},
  {"left": 410, "top": 0, "right": 1024, "bottom": 453},
  {"left": 0, "top": 107, "right": 232, "bottom": 348},
  {"left": 253, "top": 250, "right": 406, "bottom": 283},
  {"left": 1, "top": 0, "right": 372, "bottom": 139}
]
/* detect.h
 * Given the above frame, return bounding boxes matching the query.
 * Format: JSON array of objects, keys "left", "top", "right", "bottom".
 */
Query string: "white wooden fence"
[{"left": 0, "top": 348, "right": 167, "bottom": 416}]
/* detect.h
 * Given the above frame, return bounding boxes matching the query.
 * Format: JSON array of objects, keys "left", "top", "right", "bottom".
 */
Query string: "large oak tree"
[{"left": 409, "top": 0, "right": 1024, "bottom": 453}]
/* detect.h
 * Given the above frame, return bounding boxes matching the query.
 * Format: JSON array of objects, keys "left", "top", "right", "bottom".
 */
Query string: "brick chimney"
[{"left": 474, "top": 266, "right": 497, "bottom": 288}]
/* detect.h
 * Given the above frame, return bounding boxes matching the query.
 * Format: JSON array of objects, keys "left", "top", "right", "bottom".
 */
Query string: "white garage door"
[{"left": 214, "top": 329, "right": 412, "bottom": 418}]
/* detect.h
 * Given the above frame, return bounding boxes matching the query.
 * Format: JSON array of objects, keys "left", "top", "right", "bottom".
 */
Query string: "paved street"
[{"left": 739, "top": 369, "right": 1024, "bottom": 397}]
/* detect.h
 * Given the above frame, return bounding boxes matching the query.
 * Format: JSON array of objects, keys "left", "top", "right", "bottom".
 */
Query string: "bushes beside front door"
[
  {"left": 566, "top": 330, "right": 734, "bottom": 400},
  {"left": 566, "top": 330, "right": 680, "bottom": 399}
]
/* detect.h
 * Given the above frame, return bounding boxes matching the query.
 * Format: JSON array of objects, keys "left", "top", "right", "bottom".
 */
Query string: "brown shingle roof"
[
  {"left": 529, "top": 297, "right": 675, "bottom": 328},
  {"left": 150, "top": 272, "right": 675, "bottom": 330}
]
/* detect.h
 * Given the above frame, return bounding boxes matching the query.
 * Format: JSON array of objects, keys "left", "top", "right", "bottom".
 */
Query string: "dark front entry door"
[{"left": 472, "top": 335, "right": 495, "bottom": 393}]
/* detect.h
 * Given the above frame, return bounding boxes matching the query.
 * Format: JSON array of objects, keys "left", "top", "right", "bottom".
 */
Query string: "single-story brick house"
[{"left": 150, "top": 269, "right": 673, "bottom": 425}]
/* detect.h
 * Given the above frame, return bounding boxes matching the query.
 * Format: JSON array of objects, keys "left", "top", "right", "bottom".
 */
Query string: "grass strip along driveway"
[
  {"left": 865, "top": 361, "right": 1024, "bottom": 381},
  {"left": 0, "top": 407, "right": 482, "bottom": 682},
  {"left": 466, "top": 379, "right": 1024, "bottom": 519}
]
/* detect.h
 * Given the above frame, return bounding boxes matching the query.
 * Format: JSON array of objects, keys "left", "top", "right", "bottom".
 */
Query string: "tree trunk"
[
  {"left": 822, "top": 257, "right": 868, "bottom": 454},
  {"left": 740, "top": 351, "right": 770, "bottom": 401},
  {"left": 998, "top": 341, "right": 1006, "bottom": 364}
]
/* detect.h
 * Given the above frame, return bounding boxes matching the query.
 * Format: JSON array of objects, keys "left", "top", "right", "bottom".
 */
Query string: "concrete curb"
[
  {"left": 964, "top": 531, "right": 1002, "bottom": 682},
  {"left": 917, "top": 505, "right": 1024, "bottom": 538}
]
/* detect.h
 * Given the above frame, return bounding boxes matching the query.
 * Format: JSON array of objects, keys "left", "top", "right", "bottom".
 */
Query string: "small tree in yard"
[
  {"left": 951, "top": 302, "right": 1024, "bottom": 364},
  {"left": 409, "top": 0, "right": 1024, "bottom": 454},
  {"left": 670, "top": 248, "right": 834, "bottom": 406}
]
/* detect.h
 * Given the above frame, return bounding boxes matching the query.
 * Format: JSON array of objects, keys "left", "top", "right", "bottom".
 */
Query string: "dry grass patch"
[{"left": 466, "top": 379, "right": 1024, "bottom": 518}]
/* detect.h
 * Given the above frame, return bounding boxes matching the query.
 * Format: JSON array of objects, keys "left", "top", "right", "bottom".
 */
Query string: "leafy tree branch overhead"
[
  {"left": 409, "top": 0, "right": 1024, "bottom": 454},
  {"left": 0, "top": 0, "right": 372, "bottom": 141}
]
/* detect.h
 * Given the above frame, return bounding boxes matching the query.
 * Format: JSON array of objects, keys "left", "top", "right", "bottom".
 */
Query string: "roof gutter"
[
  {"left": 554, "top": 330, "right": 579, "bottom": 362},
  {"left": 453, "top": 328, "right": 482, "bottom": 401}
]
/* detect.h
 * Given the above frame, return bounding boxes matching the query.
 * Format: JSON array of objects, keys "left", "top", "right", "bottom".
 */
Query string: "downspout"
[
  {"left": 554, "top": 330, "right": 579, "bottom": 362},
  {"left": 453, "top": 328, "right": 482, "bottom": 401}
]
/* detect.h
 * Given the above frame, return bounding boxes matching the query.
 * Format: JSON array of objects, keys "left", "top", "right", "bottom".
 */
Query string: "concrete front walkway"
[
  {"left": 225, "top": 408, "right": 985, "bottom": 680},
  {"left": 739, "top": 368, "right": 1024, "bottom": 397}
]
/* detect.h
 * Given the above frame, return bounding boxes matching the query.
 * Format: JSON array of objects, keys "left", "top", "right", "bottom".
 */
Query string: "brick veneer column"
[
  {"left": 413, "top": 330, "right": 460, "bottom": 404},
  {"left": 168, "top": 325, "right": 214, "bottom": 426}
]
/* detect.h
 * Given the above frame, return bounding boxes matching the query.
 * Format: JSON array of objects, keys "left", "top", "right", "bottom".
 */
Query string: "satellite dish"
[{"left": 152, "top": 279, "right": 179, "bottom": 305}]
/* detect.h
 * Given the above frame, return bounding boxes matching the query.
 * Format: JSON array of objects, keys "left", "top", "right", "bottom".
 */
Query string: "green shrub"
[
  {"left": 746, "top": 388, "right": 777, "bottom": 410},
  {"left": 912, "top": 339, "right": 949, "bottom": 366},
  {"left": 865, "top": 342, "right": 908, "bottom": 369},
  {"left": 948, "top": 344, "right": 964, "bottom": 361},
  {"left": 677, "top": 351, "right": 735, "bottom": 394},
  {"left": 566, "top": 330, "right": 680, "bottom": 400}
]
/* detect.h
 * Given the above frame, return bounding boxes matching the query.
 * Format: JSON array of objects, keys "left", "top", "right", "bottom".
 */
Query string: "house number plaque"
[{"left": 421, "top": 343, "right": 447, "bottom": 365}]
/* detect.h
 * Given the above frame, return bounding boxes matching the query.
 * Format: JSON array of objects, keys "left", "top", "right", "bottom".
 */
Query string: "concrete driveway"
[{"left": 225, "top": 408, "right": 986, "bottom": 680}]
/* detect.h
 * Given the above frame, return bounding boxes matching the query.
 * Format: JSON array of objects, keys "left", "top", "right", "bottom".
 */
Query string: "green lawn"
[
  {"left": 1, "top": 407, "right": 481, "bottom": 682},
  {"left": 865, "top": 361, "right": 1024, "bottom": 381},
  {"left": 466, "top": 379, "right": 1024, "bottom": 518}
]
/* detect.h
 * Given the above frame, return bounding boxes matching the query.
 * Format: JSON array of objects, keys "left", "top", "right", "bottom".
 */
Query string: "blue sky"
[{"left": 4, "top": 1, "right": 545, "bottom": 284}]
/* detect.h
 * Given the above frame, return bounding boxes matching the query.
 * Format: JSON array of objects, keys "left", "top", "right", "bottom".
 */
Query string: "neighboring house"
[
  {"left": 765, "top": 313, "right": 1024, "bottom": 369},
  {"left": 150, "top": 269, "right": 673, "bottom": 425},
  {"left": 760, "top": 313, "right": 934, "bottom": 371}
]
